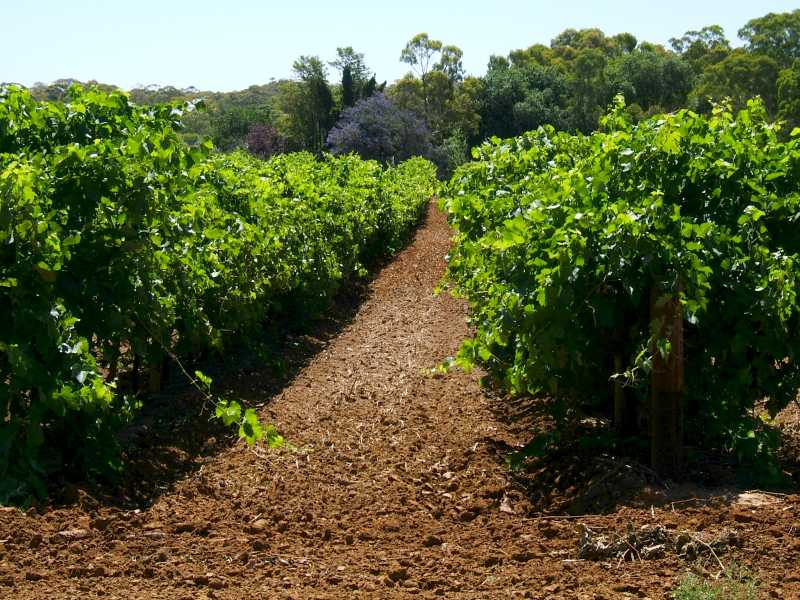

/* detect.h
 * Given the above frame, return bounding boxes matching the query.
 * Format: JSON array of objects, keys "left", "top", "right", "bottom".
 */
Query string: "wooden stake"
[
  {"left": 650, "top": 281, "right": 684, "bottom": 477},
  {"left": 614, "top": 353, "right": 625, "bottom": 435}
]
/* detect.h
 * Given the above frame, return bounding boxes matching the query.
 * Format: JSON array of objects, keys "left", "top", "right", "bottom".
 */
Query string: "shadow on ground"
[{"left": 484, "top": 389, "right": 800, "bottom": 516}]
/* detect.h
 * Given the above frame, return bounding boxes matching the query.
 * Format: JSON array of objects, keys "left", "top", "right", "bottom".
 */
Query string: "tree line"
[{"left": 24, "top": 9, "right": 800, "bottom": 174}]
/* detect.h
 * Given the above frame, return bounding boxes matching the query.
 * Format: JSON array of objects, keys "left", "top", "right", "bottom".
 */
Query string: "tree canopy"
[{"left": 26, "top": 8, "right": 800, "bottom": 167}]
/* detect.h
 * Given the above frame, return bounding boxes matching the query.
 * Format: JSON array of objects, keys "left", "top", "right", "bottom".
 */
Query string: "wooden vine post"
[
  {"left": 650, "top": 281, "right": 684, "bottom": 477},
  {"left": 613, "top": 353, "right": 625, "bottom": 435}
]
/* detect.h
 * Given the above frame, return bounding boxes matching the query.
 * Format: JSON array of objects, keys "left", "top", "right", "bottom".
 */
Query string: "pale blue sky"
[{"left": 3, "top": 1, "right": 798, "bottom": 91}]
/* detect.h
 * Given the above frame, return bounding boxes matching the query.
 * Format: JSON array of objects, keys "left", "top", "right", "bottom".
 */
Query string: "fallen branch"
[{"left": 691, "top": 535, "right": 726, "bottom": 576}]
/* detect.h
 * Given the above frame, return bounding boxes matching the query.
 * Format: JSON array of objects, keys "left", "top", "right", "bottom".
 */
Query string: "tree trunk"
[
  {"left": 650, "top": 282, "right": 684, "bottom": 477},
  {"left": 147, "top": 350, "right": 163, "bottom": 394}
]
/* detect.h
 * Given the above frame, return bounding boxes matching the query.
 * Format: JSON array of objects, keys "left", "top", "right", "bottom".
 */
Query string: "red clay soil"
[{"left": 1, "top": 204, "right": 799, "bottom": 599}]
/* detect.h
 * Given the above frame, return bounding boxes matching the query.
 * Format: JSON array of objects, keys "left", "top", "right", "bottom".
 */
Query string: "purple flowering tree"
[
  {"left": 326, "top": 93, "right": 433, "bottom": 163},
  {"left": 246, "top": 122, "right": 288, "bottom": 159}
]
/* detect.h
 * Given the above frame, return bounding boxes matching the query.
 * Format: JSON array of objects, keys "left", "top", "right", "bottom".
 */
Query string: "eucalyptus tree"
[
  {"left": 739, "top": 9, "right": 800, "bottom": 69},
  {"left": 277, "top": 56, "right": 334, "bottom": 153}
]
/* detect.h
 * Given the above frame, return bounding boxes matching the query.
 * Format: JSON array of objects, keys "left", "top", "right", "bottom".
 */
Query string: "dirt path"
[{"left": 2, "top": 204, "right": 799, "bottom": 599}]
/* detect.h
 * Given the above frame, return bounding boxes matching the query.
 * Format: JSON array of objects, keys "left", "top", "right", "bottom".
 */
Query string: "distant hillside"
[{"left": 21, "top": 79, "right": 285, "bottom": 149}]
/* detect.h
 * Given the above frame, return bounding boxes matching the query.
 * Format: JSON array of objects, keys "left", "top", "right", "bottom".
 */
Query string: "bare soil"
[{"left": 1, "top": 204, "right": 799, "bottom": 599}]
